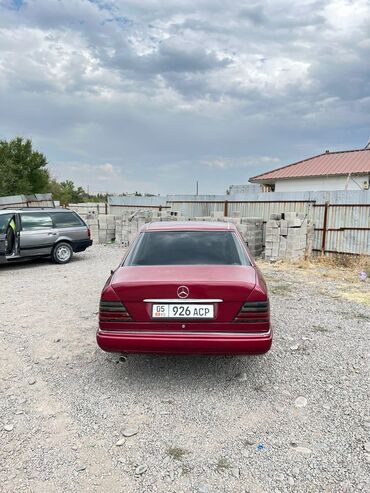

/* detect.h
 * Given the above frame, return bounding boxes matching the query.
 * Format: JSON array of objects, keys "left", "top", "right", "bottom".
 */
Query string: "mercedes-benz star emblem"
[{"left": 177, "top": 286, "right": 189, "bottom": 299}]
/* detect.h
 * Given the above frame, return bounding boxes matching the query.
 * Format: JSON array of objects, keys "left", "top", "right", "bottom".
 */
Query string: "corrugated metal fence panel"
[
  {"left": 168, "top": 200, "right": 316, "bottom": 221},
  {"left": 328, "top": 205, "right": 369, "bottom": 229},
  {"left": 311, "top": 204, "right": 370, "bottom": 254},
  {"left": 167, "top": 190, "right": 370, "bottom": 204},
  {"left": 312, "top": 229, "right": 324, "bottom": 252},
  {"left": 324, "top": 230, "right": 370, "bottom": 255},
  {"left": 227, "top": 201, "right": 314, "bottom": 221},
  {"left": 312, "top": 205, "right": 325, "bottom": 229},
  {"left": 0, "top": 193, "right": 54, "bottom": 209},
  {"left": 109, "top": 196, "right": 167, "bottom": 207},
  {"left": 325, "top": 205, "right": 370, "bottom": 254},
  {"left": 168, "top": 201, "right": 225, "bottom": 217}
]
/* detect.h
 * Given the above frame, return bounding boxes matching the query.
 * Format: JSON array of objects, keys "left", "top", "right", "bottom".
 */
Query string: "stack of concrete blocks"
[
  {"left": 238, "top": 218, "right": 264, "bottom": 257},
  {"left": 115, "top": 213, "right": 131, "bottom": 246},
  {"left": 87, "top": 216, "right": 99, "bottom": 242},
  {"left": 265, "top": 212, "right": 311, "bottom": 261},
  {"left": 97, "top": 214, "right": 117, "bottom": 244},
  {"left": 306, "top": 221, "right": 315, "bottom": 257},
  {"left": 208, "top": 212, "right": 264, "bottom": 257}
]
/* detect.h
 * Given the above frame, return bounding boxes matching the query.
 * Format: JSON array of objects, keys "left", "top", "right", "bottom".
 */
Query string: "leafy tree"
[
  {"left": 0, "top": 137, "right": 50, "bottom": 195},
  {"left": 0, "top": 136, "right": 109, "bottom": 203},
  {"left": 50, "top": 179, "right": 106, "bottom": 204}
]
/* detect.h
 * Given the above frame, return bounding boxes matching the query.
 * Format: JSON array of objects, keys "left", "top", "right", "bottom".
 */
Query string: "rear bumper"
[
  {"left": 72, "top": 239, "right": 93, "bottom": 252},
  {"left": 96, "top": 328, "right": 272, "bottom": 355}
]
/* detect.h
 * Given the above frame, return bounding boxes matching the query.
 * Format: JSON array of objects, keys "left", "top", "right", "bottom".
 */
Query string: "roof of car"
[
  {"left": 143, "top": 221, "right": 237, "bottom": 231},
  {"left": 0, "top": 207, "right": 72, "bottom": 214}
]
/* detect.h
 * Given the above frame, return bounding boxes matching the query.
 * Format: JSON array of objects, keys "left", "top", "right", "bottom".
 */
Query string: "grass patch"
[
  {"left": 215, "top": 457, "right": 232, "bottom": 472},
  {"left": 340, "top": 291, "right": 370, "bottom": 307},
  {"left": 166, "top": 446, "right": 189, "bottom": 461}
]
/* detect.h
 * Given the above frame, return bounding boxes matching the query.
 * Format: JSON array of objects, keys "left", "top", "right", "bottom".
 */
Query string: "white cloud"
[
  {"left": 0, "top": 0, "right": 369, "bottom": 194},
  {"left": 99, "top": 162, "right": 115, "bottom": 173}
]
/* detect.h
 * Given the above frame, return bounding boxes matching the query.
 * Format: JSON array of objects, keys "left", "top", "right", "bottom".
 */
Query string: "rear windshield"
[{"left": 125, "top": 231, "right": 249, "bottom": 266}]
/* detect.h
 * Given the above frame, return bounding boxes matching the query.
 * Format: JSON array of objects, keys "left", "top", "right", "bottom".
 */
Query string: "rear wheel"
[{"left": 52, "top": 242, "right": 73, "bottom": 264}]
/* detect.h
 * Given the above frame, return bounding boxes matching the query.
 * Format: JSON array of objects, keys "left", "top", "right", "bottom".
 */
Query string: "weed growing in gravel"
[
  {"left": 167, "top": 446, "right": 189, "bottom": 461},
  {"left": 312, "top": 324, "right": 330, "bottom": 333},
  {"left": 341, "top": 311, "right": 370, "bottom": 321},
  {"left": 180, "top": 465, "right": 192, "bottom": 476},
  {"left": 215, "top": 457, "right": 232, "bottom": 472},
  {"left": 270, "top": 283, "right": 292, "bottom": 295}
]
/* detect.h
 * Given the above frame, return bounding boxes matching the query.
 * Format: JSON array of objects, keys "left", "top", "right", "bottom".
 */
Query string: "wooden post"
[{"left": 321, "top": 201, "right": 329, "bottom": 254}]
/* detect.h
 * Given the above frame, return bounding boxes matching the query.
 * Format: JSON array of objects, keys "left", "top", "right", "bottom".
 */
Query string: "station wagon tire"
[{"left": 52, "top": 242, "right": 73, "bottom": 264}]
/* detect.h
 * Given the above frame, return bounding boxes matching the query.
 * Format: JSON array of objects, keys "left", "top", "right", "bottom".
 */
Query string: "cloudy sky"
[{"left": 1, "top": 0, "right": 369, "bottom": 194}]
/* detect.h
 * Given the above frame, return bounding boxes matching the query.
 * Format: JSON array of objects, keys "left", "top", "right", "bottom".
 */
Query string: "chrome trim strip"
[
  {"left": 98, "top": 329, "right": 271, "bottom": 337},
  {"left": 143, "top": 299, "right": 223, "bottom": 303}
]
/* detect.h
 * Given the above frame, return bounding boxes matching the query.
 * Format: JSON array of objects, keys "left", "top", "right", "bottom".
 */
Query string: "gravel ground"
[{"left": 0, "top": 245, "right": 369, "bottom": 493}]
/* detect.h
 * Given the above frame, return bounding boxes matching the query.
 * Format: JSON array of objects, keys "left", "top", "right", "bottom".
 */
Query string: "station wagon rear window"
[
  {"left": 49, "top": 212, "right": 85, "bottom": 228},
  {"left": 126, "top": 231, "right": 249, "bottom": 266}
]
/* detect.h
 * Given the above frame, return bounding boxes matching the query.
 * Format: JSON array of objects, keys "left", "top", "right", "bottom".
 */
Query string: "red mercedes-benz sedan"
[{"left": 97, "top": 221, "right": 272, "bottom": 355}]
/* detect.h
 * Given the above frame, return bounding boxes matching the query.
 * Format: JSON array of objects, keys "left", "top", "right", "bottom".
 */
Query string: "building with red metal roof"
[{"left": 249, "top": 147, "right": 370, "bottom": 192}]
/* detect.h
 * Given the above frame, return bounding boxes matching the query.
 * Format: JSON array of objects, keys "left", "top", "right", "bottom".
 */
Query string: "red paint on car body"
[{"left": 97, "top": 221, "right": 272, "bottom": 355}]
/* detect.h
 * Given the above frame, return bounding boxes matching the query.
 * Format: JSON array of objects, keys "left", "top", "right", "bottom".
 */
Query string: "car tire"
[{"left": 52, "top": 242, "right": 73, "bottom": 264}]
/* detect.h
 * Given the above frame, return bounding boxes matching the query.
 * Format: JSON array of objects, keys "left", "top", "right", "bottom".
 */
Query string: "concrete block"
[
  {"left": 270, "top": 213, "right": 282, "bottom": 220},
  {"left": 287, "top": 227, "right": 301, "bottom": 237},
  {"left": 287, "top": 218, "right": 302, "bottom": 227},
  {"left": 285, "top": 212, "right": 298, "bottom": 221},
  {"left": 241, "top": 217, "right": 263, "bottom": 225},
  {"left": 266, "top": 220, "right": 279, "bottom": 228}
]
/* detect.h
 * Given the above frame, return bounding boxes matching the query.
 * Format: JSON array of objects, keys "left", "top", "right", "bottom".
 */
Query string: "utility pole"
[{"left": 196, "top": 181, "right": 199, "bottom": 196}]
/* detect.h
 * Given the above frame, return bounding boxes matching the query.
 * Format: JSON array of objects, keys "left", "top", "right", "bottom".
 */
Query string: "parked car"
[
  {"left": 0, "top": 208, "right": 92, "bottom": 265},
  {"left": 97, "top": 221, "right": 272, "bottom": 355}
]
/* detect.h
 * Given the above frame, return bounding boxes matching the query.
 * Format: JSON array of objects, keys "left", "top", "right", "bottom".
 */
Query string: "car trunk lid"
[{"left": 110, "top": 265, "right": 256, "bottom": 324}]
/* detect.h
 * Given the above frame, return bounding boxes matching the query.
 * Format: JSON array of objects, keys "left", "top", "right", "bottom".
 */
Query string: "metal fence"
[
  {"left": 312, "top": 203, "right": 370, "bottom": 255},
  {"left": 0, "top": 193, "right": 54, "bottom": 209},
  {"left": 108, "top": 195, "right": 370, "bottom": 256}
]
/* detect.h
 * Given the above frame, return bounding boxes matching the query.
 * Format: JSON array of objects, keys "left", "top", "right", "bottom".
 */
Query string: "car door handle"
[{"left": 48, "top": 233, "right": 58, "bottom": 236}]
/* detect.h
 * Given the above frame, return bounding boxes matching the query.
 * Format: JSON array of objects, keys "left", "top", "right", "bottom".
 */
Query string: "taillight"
[
  {"left": 87, "top": 227, "right": 91, "bottom": 238},
  {"left": 99, "top": 300, "right": 132, "bottom": 322},
  {"left": 234, "top": 301, "right": 269, "bottom": 323}
]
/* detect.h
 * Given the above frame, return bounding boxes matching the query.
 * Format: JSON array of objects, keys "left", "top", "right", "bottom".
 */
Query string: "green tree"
[
  {"left": 0, "top": 137, "right": 50, "bottom": 196},
  {"left": 50, "top": 179, "right": 105, "bottom": 204}
]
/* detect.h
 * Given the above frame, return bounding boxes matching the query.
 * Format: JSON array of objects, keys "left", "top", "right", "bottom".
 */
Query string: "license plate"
[{"left": 152, "top": 304, "right": 214, "bottom": 319}]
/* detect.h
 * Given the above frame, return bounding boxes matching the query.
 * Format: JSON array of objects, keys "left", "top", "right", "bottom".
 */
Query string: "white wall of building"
[{"left": 274, "top": 174, "right": 369, "bottom": 192}]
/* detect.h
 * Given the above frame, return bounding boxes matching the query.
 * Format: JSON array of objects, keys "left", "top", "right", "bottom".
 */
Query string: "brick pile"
[{"left": 264, "top": 212, "right": 313, "bottom": 261}]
